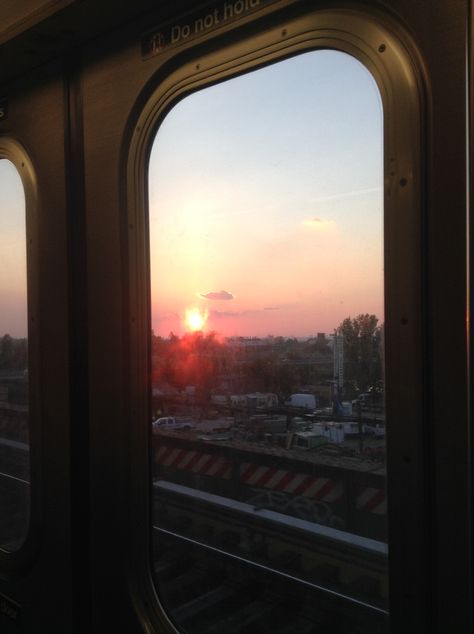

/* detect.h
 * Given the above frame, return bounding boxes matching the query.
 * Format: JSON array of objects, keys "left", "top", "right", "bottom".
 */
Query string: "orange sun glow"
[{"left": 184, "top": 307, "right": 207, "bottom": 332}]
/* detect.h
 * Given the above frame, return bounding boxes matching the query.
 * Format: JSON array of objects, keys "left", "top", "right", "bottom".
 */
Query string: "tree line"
[
  {"left": 0, "top": 334, "right": 28, "bottom": 371},
  {"left": 151, "top": 314, "right": 384, "bottom": 402},
  {"left": 337, "top": 313, "right": 384, "bottom": 397}
]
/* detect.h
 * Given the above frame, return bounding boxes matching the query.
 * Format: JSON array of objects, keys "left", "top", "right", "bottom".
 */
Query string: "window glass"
[
  {"left": 0, "top": 158, "right": 30, "bottom": 552},
  {"left": 149, "top": 50, "right": 387, "bottom": 632}
]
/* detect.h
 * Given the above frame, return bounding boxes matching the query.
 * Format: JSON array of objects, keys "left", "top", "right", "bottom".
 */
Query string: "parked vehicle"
[
  {"left": 152, "top": 417, "right": 194, "bottom": 432},
  {"left": 365, "top": 424, "right": 386, "bottom": 437},
  {"left": 284, "top": 393, "right": 317, "bottom": 410}
]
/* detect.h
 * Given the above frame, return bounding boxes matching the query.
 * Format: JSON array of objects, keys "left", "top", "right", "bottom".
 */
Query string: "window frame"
[
  {"left": 124, "top": 7, "right": 426, "bottom": 632},
  {"left": 0, "top": 136, "right": 41, "bottom": 569}
]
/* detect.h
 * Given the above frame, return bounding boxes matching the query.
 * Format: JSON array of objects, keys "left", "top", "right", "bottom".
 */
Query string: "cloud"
[
  {"left": 303, "top": 217, "right": 336, "bottom": 229},
  {"left": 312, "top": 187, "right": 381, "bottom": 203},
  {"left": 211, "top": 306, "right": 281, "bottom": 318},
  {"left": 210, "top": 310, "right": 241, "bottom": 318},
  {"left": 210, "top": 309, "right": 258, "bottom": 318},
  {"left": 200, "top": 290, "right": 234, "bottom": 301}
]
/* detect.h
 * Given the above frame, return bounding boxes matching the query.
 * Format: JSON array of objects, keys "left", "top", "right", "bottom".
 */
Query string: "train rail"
[
  {"left": 0, "top": 438, "right": 30, "bottom": 550},
  {"left": 153, "top": 480, "right": 388, "bottom": 633}
]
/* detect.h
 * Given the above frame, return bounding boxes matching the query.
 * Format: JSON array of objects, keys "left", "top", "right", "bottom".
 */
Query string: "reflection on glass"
[
  {"left": 0, "top": 158, "right": 30, "bottom": 551},
  {"left": 149, "top": 50, "right": 387, "bottom": 633}
]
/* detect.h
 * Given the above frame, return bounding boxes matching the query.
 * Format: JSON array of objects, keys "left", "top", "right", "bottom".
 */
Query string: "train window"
[
  {"left": 0, "top": 157, "right": 30, "bottom": 552},
  {"left": 148, "top": 49, "right": 388, "bottom": 632}
]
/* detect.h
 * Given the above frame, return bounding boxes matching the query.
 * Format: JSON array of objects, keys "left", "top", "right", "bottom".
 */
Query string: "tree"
[
  {"left": 337, "top": 314, "right": 383, "bottom": 393},
  {"left": 0, "top": 334, "right": 13, "bottom": 369},
  {"left": 151, "top": 331, "right": 223, "bottom": 394}
]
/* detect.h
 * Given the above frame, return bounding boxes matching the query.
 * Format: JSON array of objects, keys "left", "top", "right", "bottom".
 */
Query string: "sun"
[{"left": 184, "top": 307, "right": 207, "bottom": 332}]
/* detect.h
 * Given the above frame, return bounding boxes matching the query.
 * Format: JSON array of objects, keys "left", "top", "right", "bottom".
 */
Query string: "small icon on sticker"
[{"left": 150, "top": 32, "right": 165, "bottom": 53}]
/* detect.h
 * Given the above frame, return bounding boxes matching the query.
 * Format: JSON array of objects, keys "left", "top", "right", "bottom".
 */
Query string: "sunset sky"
[
  {"left": 149, "top": 49, "right": 383, "bottom": 338},
  {"left": 0, "top": 159, "right": 27, "bottom": 338},
  {"left": 0, "top": 50, "right": 383, "bottom": 341}
]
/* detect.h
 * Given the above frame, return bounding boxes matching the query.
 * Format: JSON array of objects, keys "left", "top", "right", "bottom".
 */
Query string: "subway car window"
[
  {"left": 0, "top": 158, "right": 29, "bottom": 552},
  {"left": 148, "top": 49, "right": 388, "bottom": 632}
]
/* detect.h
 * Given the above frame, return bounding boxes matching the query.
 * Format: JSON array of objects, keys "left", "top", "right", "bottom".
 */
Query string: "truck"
[
  {"left": 284, "top": 393, "right": 317, "bottom": 410},
  {"left": 152, "top": 416, "right": 194, "bottom": 432}
]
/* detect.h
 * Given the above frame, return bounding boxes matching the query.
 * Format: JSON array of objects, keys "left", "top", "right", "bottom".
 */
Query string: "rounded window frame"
[
  {"left": 124, "top": 7, "right": 426, "bottom": 632},
  {"left": 0, "top": 136, "right": 40, "bottom": 569}
]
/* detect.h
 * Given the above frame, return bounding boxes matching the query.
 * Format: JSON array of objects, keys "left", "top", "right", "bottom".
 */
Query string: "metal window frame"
[
  {"left": 124, "top": 6, "right": 426, "bottom": 633},
  {"left": 0, "top": 136, "right": 41, "bottom": 570}
]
